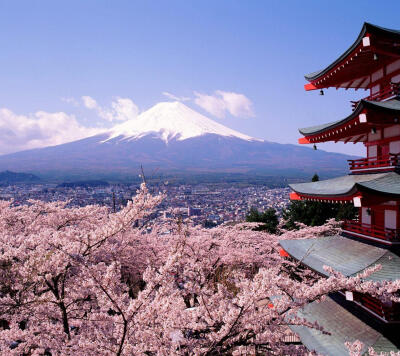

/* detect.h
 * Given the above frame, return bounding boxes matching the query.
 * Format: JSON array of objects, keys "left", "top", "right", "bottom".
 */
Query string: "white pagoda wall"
[
  {"left": 385, "top": 210, "right": 397, "bottom": 229},
  {"left": 361, "top": 207, "right": 371, "bottom": 225},
  {"left": 368, "top": 130, "right": 381, "bottom": 142},
  {"left": 390, "top": 141, "right": 400, "bottom": 154},
  {"left": 384, "top": 125, "right": 400, "bottom": 138},
  {"left": 368, "top": 145, "right": 377, "bottom": 157},
  {"left": 360, "top": 205, "right": 398, "bottom": 229},
  {"left": 366, "top": 125, "right": 400, "bottom": 156}
]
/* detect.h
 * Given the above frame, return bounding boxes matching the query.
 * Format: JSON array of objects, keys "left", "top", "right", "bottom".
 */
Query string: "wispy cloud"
[
  {"left": 0, "top": 108, "right": 102, "bottom": 155},
  {"left": 82, "top": 95, "right": 98, "bottom": 109},
  {"left": 81, "top": 96, "right": 139, "bottom": 122},
  {"left": 162, "top": 91, "right": 191, "bottom": 102},
  {"left": 194, "top": 90, "right": 254, "bottom": 119},
  {"left": 61, "top": 97, "right": 80, "bottom": 106}
]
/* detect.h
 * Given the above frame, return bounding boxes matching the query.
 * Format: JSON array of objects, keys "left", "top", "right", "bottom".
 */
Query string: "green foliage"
[
  {"left": 335, "top": 203, "right": 358, "bottom": 221},
  {"left": 283, "top": 200, "right": 357, "bottom": 229},
  {"left": 311, "top": 173, "right": 319, "bottom": 182},
  {"left": 204, "top": 219, "right": 218, "bottom": 228},
  {"left": 245, "top": 207, "right": 279, "bottom": 233}
]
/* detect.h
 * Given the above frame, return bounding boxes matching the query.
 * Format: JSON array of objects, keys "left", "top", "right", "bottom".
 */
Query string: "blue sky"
[{"left": 1, "top": 0, "right": 399, "bottom": 155}]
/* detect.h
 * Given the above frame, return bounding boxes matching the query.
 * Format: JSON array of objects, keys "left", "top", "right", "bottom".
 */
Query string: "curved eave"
[
  {"left": 304, "top": 23, "right": 400, "bottom": 90},
  {"left": 289, "top": 174, "right": 363, "bottom": 200},
  {"left": 289, "top": 172, "right": 400, "bottom": 201},
  {"left": 289, "top": 191, "right": 357, "bottom": 202},
  {"left": 279, "top": 235, "right": 400, "bottom": 281},
  {"left": 298, "top": 97, "right": 400, "bottom": 144},
  {"left": 299, "top": 102, "right": 364, "bottom": 138}
]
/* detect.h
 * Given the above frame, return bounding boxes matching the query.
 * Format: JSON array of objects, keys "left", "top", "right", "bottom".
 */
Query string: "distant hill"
[
  {"left": 0, "top": 102, "right": 358, "bottom": 181},
  {"left": 0, "top": 170, "right": 40, "bottom": 183},
  {"left": 57, "top": 180, "right": 110, "bottom": 188}
]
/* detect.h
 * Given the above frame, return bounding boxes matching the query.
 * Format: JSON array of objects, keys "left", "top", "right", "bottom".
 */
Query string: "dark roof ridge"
[
  {"left": 289, "top": 172, "right": 400, "bottom": 198},
  {"left": 305, "top": 23, "right": 400, "bottom": 81},
  {"left": 299, "top": 97, "right": 400, "bottom": 136}
]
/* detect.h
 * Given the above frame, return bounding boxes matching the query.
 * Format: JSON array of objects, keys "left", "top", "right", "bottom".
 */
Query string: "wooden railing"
[
  {"left": 343, "top": 220, "right": 400, "bottom": 242},
  {"left": 354, "top": 292, "right": 400, "bottom": 322},
  {"left": 347, "top": 153, "right": 400, "bottom": 172},
  {"left": 351, "top": 82, "right": 400, "bottom": 109}
]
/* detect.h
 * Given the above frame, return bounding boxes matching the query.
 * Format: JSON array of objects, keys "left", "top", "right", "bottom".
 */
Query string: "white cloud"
[
  {"left": 193, "top": 92, "right": 226, "bottom": 118},
  {"left": 82, "top": 96, "right": 139, "bottom": 122},
  {"left": 162, "top": 92, "right": 191, "bottom": 102},
  {"left": 0, "top": 108, "right": 102, "bottom": 155},
  {"left": 82, "top": 95, "right": 98, "bottom": 110},
  {"left": 194, "top": 90, "right": 254, "bottom": 119},
  {"left": 107, "top": 97, "right": 139, "bottom": 122},
  {"left": 215, "top": 91, "right": 255, "bottom": 118}
]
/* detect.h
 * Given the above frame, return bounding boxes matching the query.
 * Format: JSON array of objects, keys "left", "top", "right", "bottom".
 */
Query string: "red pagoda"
[{"left": 280, "top": 23, "right": 400, "bottom": 355}]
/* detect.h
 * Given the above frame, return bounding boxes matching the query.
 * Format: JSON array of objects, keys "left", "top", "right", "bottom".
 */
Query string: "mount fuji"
[
  {"left": 0, "top": 102, "right": 355, "bottom": 180},
  {"left": 106, "top": 101, "right": 257, "bottom": 143}
]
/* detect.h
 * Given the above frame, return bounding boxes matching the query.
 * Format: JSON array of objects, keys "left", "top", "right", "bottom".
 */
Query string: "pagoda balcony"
[
  {"left": 347, "top": 154, "right": 400, "bottom": 173},
  {"left": 343, "top": 219, "right": 400, "bottom": 244},
  {"left": 352, "top": 292, "right": 400, "bottom": 323}
]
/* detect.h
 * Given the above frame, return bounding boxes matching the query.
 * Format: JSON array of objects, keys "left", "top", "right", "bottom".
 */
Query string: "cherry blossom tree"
[
  {"left": 0, "top": 185, "right": 399, "bottom": 355},
  {"left": 346, "top": 341, "right": 400, "bottom": 356}
]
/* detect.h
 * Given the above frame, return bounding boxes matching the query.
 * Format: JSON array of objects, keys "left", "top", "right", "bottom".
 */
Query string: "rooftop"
[
  {"left": 288, "top": 297, "right": 399, "bottom": 355},
  {"left": 289, "top": 172, "right": 400, "bottom": 199},
  {"left": 299, "top": 97, "right": 400, "bottom": 138},
  {"left": 305, "top": 23, "right": 400, "bottom": 90},
  {"left": 279, "top": 235, "right": 400, "bottom": 281},
  {"left": 299, "top": 96, "right": 400, "bottom": 143}
]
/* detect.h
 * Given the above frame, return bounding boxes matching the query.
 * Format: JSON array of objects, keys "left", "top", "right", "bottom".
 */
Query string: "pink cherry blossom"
[{"left": 0, "top": 185, "right": 398, "bottom": 355}]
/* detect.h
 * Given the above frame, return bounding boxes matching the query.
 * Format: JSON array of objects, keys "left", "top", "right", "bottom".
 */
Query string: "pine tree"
[
  {"left": 311, "top": 173, "right": 319, "bottom": 182},
  {"left": 246, "top": 207, "right": 279, "bottom": 233}
]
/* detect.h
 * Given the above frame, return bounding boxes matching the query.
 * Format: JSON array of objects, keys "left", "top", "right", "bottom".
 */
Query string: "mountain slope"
[
  {"left": 106, "top": 101, "right": 257, "bottom": 142},
  {"left": 0, "top": 102, "right": 356, "bottom": 180},
  {"left": 0, "top": 170, "right": 40, "bottom": 183}
]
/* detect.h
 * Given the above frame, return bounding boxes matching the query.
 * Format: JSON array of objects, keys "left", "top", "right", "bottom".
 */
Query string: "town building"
[{"left": 281, "top": 23, "right": 400, "bottom": 355}]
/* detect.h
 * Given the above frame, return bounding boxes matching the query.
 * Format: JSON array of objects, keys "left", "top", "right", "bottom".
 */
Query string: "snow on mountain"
[{"left": 105, "top": 101, "right": 261, "bottom": 143}]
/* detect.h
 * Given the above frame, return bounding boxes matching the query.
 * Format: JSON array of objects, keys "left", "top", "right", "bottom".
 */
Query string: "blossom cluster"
[{"left": 0, "top": 185, "right": 398, "bottom": 355}]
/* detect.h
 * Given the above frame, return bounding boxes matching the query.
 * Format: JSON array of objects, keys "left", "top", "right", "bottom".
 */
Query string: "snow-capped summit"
[{"left": 105, "top": 101, "right": 260, "bottom": 143}]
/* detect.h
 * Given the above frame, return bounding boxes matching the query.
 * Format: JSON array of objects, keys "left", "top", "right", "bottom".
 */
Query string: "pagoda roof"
[
  {"left": 288, "top": 297, "right": 399, "bottom": 355},
  {"left": 279, "top": 235, "right": 400, "bottom": 281},
  {"left": 304, "top": 23, "right": 400, "bottom": 90},
  {"left": 299, "top": 97, "right": 400, "bottom": 138},
  {"left": 289, "top": 172, "right": 400, "bottom": 199}
]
